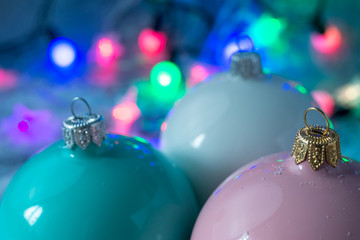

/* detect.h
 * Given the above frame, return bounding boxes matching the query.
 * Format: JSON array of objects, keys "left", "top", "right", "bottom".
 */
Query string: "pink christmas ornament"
[{"left": 191, "top": 108, "right": 360, "bottom": 240}]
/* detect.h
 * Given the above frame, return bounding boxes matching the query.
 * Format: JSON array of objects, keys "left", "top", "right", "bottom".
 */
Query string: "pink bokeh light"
[
  {"left": 188, "top": 65, "right": 209, "bottom": 87},
  {"left": 138, "top": 28, "right": 167, "bottom": 56},
  {"left": 0, "top": 69, "right": 17, "bottom": 89},
  {"left": 311, "top": 25, "right": 342, "bottom": 54},
  {"left": 109, "top": 87, "right": 141, "bottom": 135},
  {"left": 312, "top": 90, "right": 335, "bottom": 117},
  {"left": 95, "top": 37, "right": 123, "bottom": 67}
]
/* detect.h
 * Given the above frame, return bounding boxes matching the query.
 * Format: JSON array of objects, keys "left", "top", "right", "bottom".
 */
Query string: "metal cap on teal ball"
[
  {"left": 0, "top": 97, "right": 198, "bottom": 240},
  {"left": 62, "top": 97, "right": 106, "bottom": 149}
]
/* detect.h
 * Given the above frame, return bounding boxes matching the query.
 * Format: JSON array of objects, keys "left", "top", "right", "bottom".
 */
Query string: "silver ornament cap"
[
  {"left": 63, "top": 97, "right": 106, "bottom": 150},
  {"left": 230, "top": 52, "right": 262, "bottom": 80}
]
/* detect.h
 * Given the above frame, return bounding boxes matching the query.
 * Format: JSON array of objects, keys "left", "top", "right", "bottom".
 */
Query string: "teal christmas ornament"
[{"left": 0, "top": 97, "right": 198, "bottom": 240}]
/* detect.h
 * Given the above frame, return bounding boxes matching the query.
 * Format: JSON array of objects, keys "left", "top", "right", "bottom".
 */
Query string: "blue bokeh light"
[{"left": 48, "top": 38, "right": 77, "bottom": 68}]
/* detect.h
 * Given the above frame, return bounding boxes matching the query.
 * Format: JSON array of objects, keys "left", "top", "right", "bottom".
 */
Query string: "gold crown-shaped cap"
[{"left": 291, "top": 107, "right": 341, "bottom": 171}]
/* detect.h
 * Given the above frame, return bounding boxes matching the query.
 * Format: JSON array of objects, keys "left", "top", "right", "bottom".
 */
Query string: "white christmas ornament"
[{"left": 160, "top": 52, "right": 322, "bottom": 205}]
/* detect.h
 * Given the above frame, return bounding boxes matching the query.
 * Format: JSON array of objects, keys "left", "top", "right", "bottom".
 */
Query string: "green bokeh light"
[
  {"left": 151, "top": 61, "right": 182, "bottom": 92},
  {"left": 249, "top": 14, "right": 286, "bottom": 47}
]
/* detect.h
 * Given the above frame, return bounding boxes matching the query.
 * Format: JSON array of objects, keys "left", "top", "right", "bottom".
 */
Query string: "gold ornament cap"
[{"left": 291, "top": 107, "right": 341, "bottom": 171}]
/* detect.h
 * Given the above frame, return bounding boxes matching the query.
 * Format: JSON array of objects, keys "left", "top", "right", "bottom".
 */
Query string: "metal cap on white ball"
[{"left": 230, "top": 52, "right": 262, "bottom": 80}]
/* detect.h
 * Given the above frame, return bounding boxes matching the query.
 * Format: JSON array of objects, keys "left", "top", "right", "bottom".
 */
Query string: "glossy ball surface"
[
  {"left": 0, "top": 134, "right": 198, "bottom": 240},
  {"left": 191, "top": 152, "right": 360, "bottom": 240},
  {"left": 161, "top": 73, "right": 320, "bottom": 204}
]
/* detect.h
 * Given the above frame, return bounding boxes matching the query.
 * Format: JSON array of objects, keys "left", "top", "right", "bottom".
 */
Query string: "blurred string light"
[
  {"left": 150, "top": 61, "right": 182, "bottom": 95},
  {"left": 311, "top": 90, "right": 335, "bottom": 117},
  {"left": 110, "top": 87, "right": 140, "bottom": 135},
  {"left": 112, "top": 102, "right": 140, "bottom": 125},
  {"left": 138, "top": 28, "right": 167, "bottom": 56},
  {"left": 336, "top": 79, "right": 360, "bottom": 108},
  {"left": 95, "top": 37, "right": 123, "bottom": 67},
  {"left": 223, "top": 35, "right": 254, "bottom": 63},
  {"left": 311, "top": 25, "right": 342, "bottom": 54},
  {"left": 248, "top": 14, "right": 286, "bottom": 48},
  {"left": 0, "top": 69, "right": 17, "bottom": 89},
  {"left": 18, "top": 120, "right": 29, "bottom": 132},
  {"left": 48, "top": 38, "right": 77, "bottom": 68},
  {"left": 1, "top": 104, "right": 57, "bottom": 146}
]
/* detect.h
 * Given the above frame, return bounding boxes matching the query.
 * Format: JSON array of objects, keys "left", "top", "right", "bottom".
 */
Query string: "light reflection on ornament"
[
  {"left": 282, "top": 82, "right": 291, "bottom": 91},
  {"left": 282, "top": 82, "right": 307, "bottom": 95},
  {"left": 191, "top": 133, "right": 206, "bottom": 149},
  {"left": 311, "top": 90, "right": 335, "bottom": 117},
  {"left": 134, "top": 136, "right": 149, "bottom": 144},
  {"left": 311, "top": 25, "right": 342, "bottom": 54},
  {"left": 138, "top": 28, "right": 167, "bottom": 56},
  {"left": 48, "top": 38, "right": 77, "bottom": 68},
  {"left": 249, "top": 164, "right": 257, "bottom": 170},
  {"left": 24, "top": 205, "right": 43, "bottom": 226},
  {"left": 235, "top": 174, "right": 242, "bottom": 179},
  {"left": 214, "top": 188, "right": 222, "bottom": 196},
  {"left": 295, "top": 84, "right": 307, "bottom": 94}
]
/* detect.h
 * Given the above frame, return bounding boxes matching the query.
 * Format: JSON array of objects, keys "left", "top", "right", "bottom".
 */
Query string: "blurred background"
[{"left": 0, "top": 0, "right": 360, "bottom": 186}]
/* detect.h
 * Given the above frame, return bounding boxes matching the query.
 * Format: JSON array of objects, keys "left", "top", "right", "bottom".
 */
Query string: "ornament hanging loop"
[
  {"left": 71, "top": 97, "right": 92, "bottom": 119},
  {"left": 63, "top": 97, "right": 106, "bottom": 150},
  {"left": 292, "top": 107, "right": 341, "bottom": 171},
  {"left": 303, "top": 107, "right": 330, "bottom": 136}
]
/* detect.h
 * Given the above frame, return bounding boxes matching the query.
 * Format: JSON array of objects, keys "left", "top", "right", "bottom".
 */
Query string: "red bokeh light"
[{"left": 311, "top": 25, "right": 342, "bottom": 54}]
